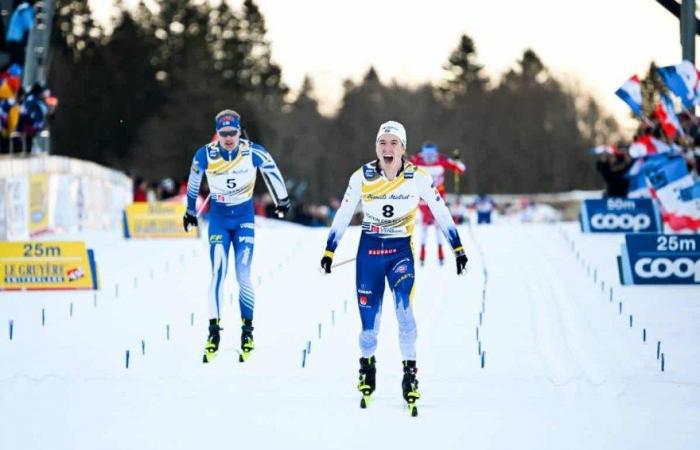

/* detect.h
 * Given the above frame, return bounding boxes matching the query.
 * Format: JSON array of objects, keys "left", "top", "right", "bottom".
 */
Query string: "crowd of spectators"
[
  {"left": 133, "top": 176, "right": 187, "bottom": 203},
  {"left": 594, "top": 111, "right": 700, "bottom": 198},
  {"left": 0, "top": 0, "right": 57, "bottom": 155}
]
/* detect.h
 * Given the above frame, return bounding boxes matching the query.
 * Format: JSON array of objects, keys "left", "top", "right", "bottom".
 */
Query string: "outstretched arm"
[
  {"left": 186, "top": 148, "right": 208, "bottom": 214},
  {"left": 440, "top": 154, "right": 466, "bottom": 174},
  {"left": 252, "top": 143, "right": 290, "bottom": 214},
  {"left": 321, "top": 170, "right": 362, "bottom": 272}
]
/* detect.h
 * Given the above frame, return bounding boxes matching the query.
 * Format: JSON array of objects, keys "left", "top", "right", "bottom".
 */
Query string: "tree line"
[{"left": 49, "top": 0, "right": 620, "bottom": 202}]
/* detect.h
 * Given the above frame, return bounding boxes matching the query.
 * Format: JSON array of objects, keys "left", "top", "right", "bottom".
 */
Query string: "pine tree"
[
  {"left": 49, "top": 0, "right": 108, "bottom": 162},
  {"left": 439, "top": 34, "right": 488, "bottom": 101},
  {"left": 238, "top": 0, "right": 288, "bottom": 105}
]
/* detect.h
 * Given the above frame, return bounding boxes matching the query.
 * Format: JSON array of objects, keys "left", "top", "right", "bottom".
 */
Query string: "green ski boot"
[
  {"left": 202, "top": 319, "right": 222, "bottom": 363},
  {"left": 358, "top": 356, "right": 376, "bottom": 409},
  {"left": 402, "top": 360, "right": 420, "bottom": 417},
  {"left": 239, "top": 319, "right": 255, "bottom": 362}
]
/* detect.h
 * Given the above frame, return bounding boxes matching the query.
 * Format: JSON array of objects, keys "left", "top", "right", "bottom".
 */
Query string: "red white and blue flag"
[
  {"left": 615, "top": 75, "right": 642, "bottom": 116},
  {"left": 657, "top": 60, "right": 700, "bottom": 109},
  {"left": 655, "top": 93, "right": 684, "bottom": 139}
]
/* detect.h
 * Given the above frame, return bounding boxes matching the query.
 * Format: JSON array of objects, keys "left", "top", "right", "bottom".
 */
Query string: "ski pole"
[
  {"left": 332, "top": 257, "right": 356, "bottom": 269},
  {"left": 196, "top": 195, "right": 211, "bottom": 217}
]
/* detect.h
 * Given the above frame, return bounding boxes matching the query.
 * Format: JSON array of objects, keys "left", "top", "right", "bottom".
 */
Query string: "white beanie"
[{"left": 376, "top": 120, "right": 407, "bottom": 148}]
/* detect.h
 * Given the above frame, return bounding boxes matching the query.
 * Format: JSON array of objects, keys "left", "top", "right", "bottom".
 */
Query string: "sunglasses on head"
[{"left": 218, "top": 129, "right": 239, "bottom": 137}]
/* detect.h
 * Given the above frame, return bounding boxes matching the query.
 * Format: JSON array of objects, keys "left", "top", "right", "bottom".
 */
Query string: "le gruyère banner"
[{"left": 0, "top": 241, "right": 98, "bottom": 290}]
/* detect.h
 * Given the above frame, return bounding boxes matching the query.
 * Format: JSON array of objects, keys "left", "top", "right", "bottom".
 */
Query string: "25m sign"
[
  {"left": 618, "top": 234, "right": 700, "bottom": 285},
  {"left": 580, "top": 198, "right": 662, "bottom": 233},
  {"left": 0, "top": 241, "right": 99, "bottom": 290}
]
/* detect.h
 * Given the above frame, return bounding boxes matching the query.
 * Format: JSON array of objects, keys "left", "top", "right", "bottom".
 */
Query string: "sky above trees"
[{"left": 91, "top": 0, "right": 692, "bottom": 131}]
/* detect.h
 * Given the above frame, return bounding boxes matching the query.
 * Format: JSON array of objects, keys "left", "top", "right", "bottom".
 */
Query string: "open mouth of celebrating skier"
[{"left": 375, "top": 132, "right": 405, "bottom": 174}]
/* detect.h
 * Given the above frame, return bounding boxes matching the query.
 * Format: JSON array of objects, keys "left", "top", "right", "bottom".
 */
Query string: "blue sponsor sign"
[
  {"left": 580, "top": 198, "right": 661, "bottom": 233},
  {"left": 618, "top": 234, "right": 700, "bottom": 285}
]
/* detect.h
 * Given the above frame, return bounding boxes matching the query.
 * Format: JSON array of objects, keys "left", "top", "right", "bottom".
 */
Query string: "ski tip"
[{"left": 408, "top": 404, "right": 418, "bottom": 417}]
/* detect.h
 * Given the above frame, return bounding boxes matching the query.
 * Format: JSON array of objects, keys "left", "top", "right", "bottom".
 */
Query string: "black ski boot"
[
  {"left": 203, "top": 319, "right": 222, "bottom": 363},
  {"left": 402, "top": 360, "right": 420, "bottom": 416},
  {"left": 239, "top": 318, "right": 255, "bottom": 362},
  {"left": 358, "top": 356, "right": 376, "bottom": 408}
]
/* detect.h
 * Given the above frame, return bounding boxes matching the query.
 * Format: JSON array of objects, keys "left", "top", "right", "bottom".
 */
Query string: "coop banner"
[
  {"left": 123, "top": 202, "right": 198, "bottom": 239},
  {"left": 580, "top": 198, "right": 662, "bottom": 233},
  {"left": 0, "top": 241, "right": 98, "bottom": 290},
  {"left": 618, "top": 234, "right": 700, "bottom": 285}
]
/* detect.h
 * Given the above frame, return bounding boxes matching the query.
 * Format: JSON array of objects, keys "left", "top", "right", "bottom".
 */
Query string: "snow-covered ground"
[{"left": 1, "top": 219, "right": 699, "bottom": 449}]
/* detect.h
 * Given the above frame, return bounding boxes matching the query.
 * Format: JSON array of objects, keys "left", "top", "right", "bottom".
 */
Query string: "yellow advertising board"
[
  {"left": 0, "top": 241, "right": 99, "bottom": 290},
  {"left": 29, "top": 173, "right": 50, "bottom": 235},
  {"left": 123, "top": 202, "right": 199, "bottom": 239}
]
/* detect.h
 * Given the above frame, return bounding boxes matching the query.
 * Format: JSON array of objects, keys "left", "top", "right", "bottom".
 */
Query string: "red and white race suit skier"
[{"left": 409, "top": 142, "right": 465, "bottom": 266}]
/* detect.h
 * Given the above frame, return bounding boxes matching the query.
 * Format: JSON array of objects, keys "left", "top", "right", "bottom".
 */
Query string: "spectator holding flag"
[{"left": 594, "top": 144, "right": 632, "bottom": 198}]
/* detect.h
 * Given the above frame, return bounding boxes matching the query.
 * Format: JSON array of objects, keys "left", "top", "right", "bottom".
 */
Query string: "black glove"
[
  {"left": 320, "top": 250, "right": 333, "bottom": 274},
  {"left": 183, "top": 211, "right": 198, "bottom": 232},
  {"left": 275, "top": 197, "right": 291, "bottom": 218},
  {"left": 455, "top": 247, "right": 468, "bottom": 275}
]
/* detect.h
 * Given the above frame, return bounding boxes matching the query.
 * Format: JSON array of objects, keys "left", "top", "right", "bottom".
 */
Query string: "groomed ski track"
[{"left": 1, "top": 219, "right": 699, "bottom": 449}]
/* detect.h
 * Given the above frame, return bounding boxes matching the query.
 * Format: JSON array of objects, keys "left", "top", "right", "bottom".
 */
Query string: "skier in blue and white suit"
[
  {"left": 320, "top": 120, "right": 468, "bottom": 412},
  {"left": 184, "top": 109, "right": 290, "bottom": 363}
]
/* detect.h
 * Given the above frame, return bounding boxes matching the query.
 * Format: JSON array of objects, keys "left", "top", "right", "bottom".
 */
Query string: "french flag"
[
  {"left": 657, "top": 60, "right": 700, "bottom": 108},
  {"left": 655, "top": 93, "right": 684, "bottom": 139},
  {"left": 645, "top": 154, "right": 700, "bottom": 231},
  {"left": 615, "top": 75, "right": 642, "bottom": 116},
  {"left": 628, "top": 135, "right": 657, "bottom": 158}
]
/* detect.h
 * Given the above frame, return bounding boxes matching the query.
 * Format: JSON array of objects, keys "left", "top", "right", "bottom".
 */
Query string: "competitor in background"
[
  {"left": 183, "top": 110, "right": 290, "bottom": 363},
  {"left": 472, "top": 193, "right": 496, "bottom": 224},
  {"left": 320, "top": 121, "right": 468, "bottom": 416},
  {"left": 409, "top": 142, "right": 465, "bottom": 266}
]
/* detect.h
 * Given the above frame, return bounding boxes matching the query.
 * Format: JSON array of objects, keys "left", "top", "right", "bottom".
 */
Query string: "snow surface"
[{"left": 1, "top": 219, "right": 699, "bottom": 450}]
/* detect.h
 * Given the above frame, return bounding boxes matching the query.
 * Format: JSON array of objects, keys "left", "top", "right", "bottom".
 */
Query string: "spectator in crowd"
[
  {"left": 158, "top": 177, "right": 178, "bottom": 200},
  {"left": 18, "top": 82, "right": 47, "bottom": 152},
  {"left": 5, "top": 0, "right": 34, "bottom": 66},
  {"left": 133, "top": 177, "right": 148, "bottom": 202},
  {"left": 328, "top": 197, "right": 340, "bottom": 222},
  {"left": 594, "top": 145, "right": 632, "bottom": 197}
]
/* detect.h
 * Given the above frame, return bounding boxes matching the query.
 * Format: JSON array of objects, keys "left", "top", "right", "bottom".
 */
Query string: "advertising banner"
[
  {"left": 29, "top": 173, "right": 50, "bottom": 235},
  {"left": 580, "top": 198, "right": 662, "bottom": 233},
  {"left": 0, "top": 241, "right": 99, "bottom": 290},
  {"left": 618, "top": 234, "right": 700, "bottom": 285},
  {"left": 123, "top": 202, "right": 198, "bottom": 239},
  {"left": 3, "top": 176, "right": 29, "bottom": 240}
]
